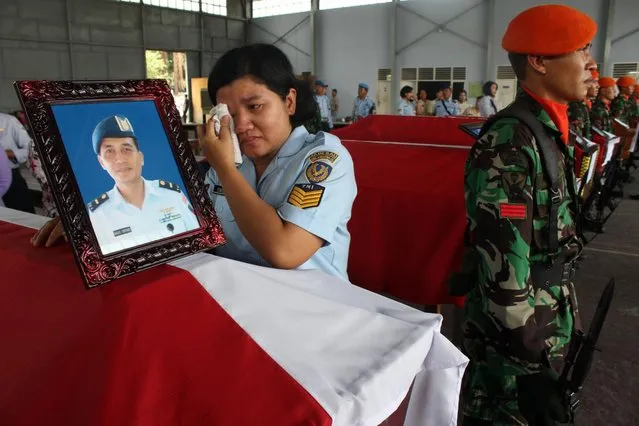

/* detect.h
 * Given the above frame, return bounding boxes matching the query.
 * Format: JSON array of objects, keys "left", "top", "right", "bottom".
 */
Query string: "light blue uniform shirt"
[
  {"left": 352, "top": 96, "right": 376, "bottom": 121},
  {"left": 205, "top": 126, "right": 357, "bottom": 281},
  {"left": 87, "top": 178, "right": 200, "bottom": 255},
  {"left": 397, "top": 99, "right": 416, "bottom": 116},
  {"left": 315, "top": 95, "right": 333, "bottom": 128},
  {"left": 0, "top": 112, "right": 31, "bottom": 169},
  {"left": 435, "top": 98, "right": 461, "bottom": 117}
]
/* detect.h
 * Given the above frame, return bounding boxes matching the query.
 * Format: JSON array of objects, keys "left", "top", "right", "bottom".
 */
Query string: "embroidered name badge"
[
  {"left": 113, "top": 226, "right": 132, "bottom": 237},
  {"left": 287, "top": 184, "right": 325, "bottom": 209},
  {"left": 305, "top": 162, "right": 332, "bottom": 183},
  {"left": 309, "top": 151, "right": 339, "bottom": 163},
  {"left": 499, "top": 203, "right": 527, "bottom": 220},
  {"left": 213, "top": 185, "right": 224, "bottom": 196}
]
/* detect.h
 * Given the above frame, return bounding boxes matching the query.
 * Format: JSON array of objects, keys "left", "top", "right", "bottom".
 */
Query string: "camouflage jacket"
[
  {"left": 463, "top": 90, "right": 581, "bottom": 376},
  {"left": 590, "top": 98, "right": 613, "bottom": 133},
  {"left": 610, "top": 94, "right": 638, "bottom": 126},
  {"left": 568, "top": 100, "right": 592, "bottom": 140}
]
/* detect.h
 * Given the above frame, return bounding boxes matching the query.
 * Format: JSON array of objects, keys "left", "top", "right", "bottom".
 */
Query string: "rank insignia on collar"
[
  {"left": 159, "top": 180, "right": 181, "bottom": 192},
  {"left": 287, "top": 184, "right": 324, "bottom": 209},
  {"left": 305, "top": 161, "right": 332, "bottom": 183},
  {"left": 88, "top": 192, "right": 109, "bottom": 212}
]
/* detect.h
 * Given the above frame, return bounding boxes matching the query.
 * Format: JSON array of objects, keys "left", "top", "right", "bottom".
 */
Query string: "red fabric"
[
  {"left": 342, "top": 140, "right": 467, "bottom": 307},
  {"left": 333, "top": 114, "right": 483, "bottom": 147},
  {"left": 522, "top": 86, "right": 569, "bottom": 144},
  {"left": 499, "top": 203, "right": 527, "bottom": 219},
  {"left": 0, "top": 221, "right": 331, "bottom": 426}
]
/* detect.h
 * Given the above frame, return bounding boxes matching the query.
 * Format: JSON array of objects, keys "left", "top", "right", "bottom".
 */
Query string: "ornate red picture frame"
[{"left": 14, "top": 79, "right": 226, "bottom": 288}]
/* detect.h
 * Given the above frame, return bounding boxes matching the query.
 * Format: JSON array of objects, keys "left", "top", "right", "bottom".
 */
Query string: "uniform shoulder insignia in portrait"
[
  {"left": 159, "top": 180, "right": 181, "bottom": 193},
  {"left": 305, "top": 161, "right": 332, "bottom": 183},
  {"left": 88, "top": 192, "right": 109, "bottom": 212}
]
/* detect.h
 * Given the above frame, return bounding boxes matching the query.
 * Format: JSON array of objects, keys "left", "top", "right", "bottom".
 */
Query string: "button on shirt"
[
  {"left": 397, "top": 99, "right": 416, "bottom": 116},
  {"left": 435, "top": 98, "right": 461, "bottom": 116},
  {"left": 205, "top": 126, "right": 357, "bottom": 281},
  {"left": 352, "top": 97, "right": 376, "bottom": 121},
  {"left": 88, "top": 178, "right": 200, "bottom": 255},
  {"left": 0, "top": 113, "right": 31, "bottom": 169},
  {"left": 315, "top": 95, "right": 333, "bottom": 128}
]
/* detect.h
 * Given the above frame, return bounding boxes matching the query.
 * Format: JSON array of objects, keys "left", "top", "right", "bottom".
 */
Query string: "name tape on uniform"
[{"left": 309, "top": 151, "right": 339, "bottom": 164}]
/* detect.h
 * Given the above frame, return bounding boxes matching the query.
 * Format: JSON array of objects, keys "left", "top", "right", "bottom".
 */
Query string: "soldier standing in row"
[
  {"left": 611, "top": 76, "right": 638, "bottom": 126},
  {"left": 459, "top": 5, "right": 597, "bottom": 425},
  {"left": 590, "top": 77, "right": 616, "bottom": 133},
  {"left": 568, "top": 69, "right": 598, "bottom": 140}
]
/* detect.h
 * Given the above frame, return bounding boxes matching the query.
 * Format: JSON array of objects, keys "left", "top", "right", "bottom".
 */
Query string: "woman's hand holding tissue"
[{"left": 197, "top": 115, "right": 236, "bottom": 175}]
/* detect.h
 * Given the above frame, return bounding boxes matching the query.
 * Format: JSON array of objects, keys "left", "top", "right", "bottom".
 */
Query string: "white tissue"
[{"left": 210, "top": 104, "right": 242, "bottom": 166}]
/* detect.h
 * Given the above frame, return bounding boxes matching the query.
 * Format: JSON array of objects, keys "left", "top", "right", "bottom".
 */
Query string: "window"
[
  {"left": 320, "top": 0, "right": 391, "bottom": 11},
  {"left": 146, "top": 50, "right": 190, "bottom": 117},
  {"left": 252, "top": 0, "right": 311, "bottom": 18},
  {"left": 200, "top": 0, "right": 227, "bottom": 15},
  {"left": 110, "top": 0, "right": 227, "bottom": 16}
]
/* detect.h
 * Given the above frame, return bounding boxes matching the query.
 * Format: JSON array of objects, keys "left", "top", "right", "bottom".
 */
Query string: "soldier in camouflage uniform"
[
  {"left": 590, "top": 77, "right": 616, "bottom": 133},
  {"left": 610, "top": 76, "right": 638, "bottom": 126},
  {"left": 460, "top": 5, "right": 596, "bottom": 425},
  {"left": 568, "top": 72, "right": 597, "bottom": 140}
]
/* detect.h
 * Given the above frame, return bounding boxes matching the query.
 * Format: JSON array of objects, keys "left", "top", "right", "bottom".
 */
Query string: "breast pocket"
[{"left": 213, "top": 195, "right": 235, "bottom": 223}]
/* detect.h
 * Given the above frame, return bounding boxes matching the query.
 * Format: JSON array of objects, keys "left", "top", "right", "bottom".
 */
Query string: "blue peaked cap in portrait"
[{"left": 92, "top": 115, "right": 137, "bottom": 154}]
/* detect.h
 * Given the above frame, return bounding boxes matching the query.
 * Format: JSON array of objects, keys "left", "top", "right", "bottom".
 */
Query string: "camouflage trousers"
[{"left": 461, "top": 362, "right": 558, "bottom": 426}]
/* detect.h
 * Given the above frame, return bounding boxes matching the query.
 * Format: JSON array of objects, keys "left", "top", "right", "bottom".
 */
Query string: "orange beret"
[
  {"left": 502, "top": 5, "right": 597, "bottom": 55},
  {"left": 617, "top": 76, "right": 636, "bottom": 88},
  {"left": 599, "top": 77, "right": 616, "bottom": 88},
  {"left": 591, "top": 70, "right": 600, "bottom": 80}
]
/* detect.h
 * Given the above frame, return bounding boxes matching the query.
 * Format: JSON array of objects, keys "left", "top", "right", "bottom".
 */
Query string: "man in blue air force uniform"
[
  {"left": 87, "top": 115, "right": 199, "bottom": 255},
  {"left": 351, "top": 82, "right": 376, "bottom": 122}
]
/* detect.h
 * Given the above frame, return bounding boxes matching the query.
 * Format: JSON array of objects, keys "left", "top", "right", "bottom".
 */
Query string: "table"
[{"left": 0, "top": 207, "right": 468, "bottom": 426}]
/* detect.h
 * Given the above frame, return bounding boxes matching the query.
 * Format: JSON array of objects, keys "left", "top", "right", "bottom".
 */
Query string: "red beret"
[
  {"left": 502, "top": 5, "right": 597, "bottom": 55},
  {"left": 599, "top": 77, "right": 616, "bottom": 88},
  {"left": 617, "top": 76, "right": 637, "bottom": 88}
]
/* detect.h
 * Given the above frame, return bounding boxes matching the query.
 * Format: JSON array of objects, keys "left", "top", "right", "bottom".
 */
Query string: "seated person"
[{"left": 32, "top": 43, "right": 358, "bottom": 282}]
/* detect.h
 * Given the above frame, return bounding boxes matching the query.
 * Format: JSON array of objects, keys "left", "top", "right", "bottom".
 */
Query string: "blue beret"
[
  {"left": 92, "top": 115, "right": 136, "bottom": 154},
  {"left": 358, "top": 82, "right": 369, "bottom": 90},
  {"left": 315, "top": 80, "right": 326, "bottom": 87}
]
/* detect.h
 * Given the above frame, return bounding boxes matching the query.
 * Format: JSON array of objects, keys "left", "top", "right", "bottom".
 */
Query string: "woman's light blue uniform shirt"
[
  {"left": 397, "top": 98, "right": 416, "bottom": 116},
  {"left": 205, "top": 126, "right": 357, "bottom": 281}
]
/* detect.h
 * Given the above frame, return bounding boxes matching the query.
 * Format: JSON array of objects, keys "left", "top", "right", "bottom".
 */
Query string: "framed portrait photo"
[{"left": 14, "top": 79, "right": 226, "bottom": 288}]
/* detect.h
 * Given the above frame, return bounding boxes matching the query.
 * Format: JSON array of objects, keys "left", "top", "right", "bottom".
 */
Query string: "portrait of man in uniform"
[{"left": 85, "top": 114, "right": 200, "bottom": 255}]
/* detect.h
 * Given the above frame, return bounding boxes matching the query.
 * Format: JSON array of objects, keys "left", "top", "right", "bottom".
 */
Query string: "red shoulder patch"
[{"left": 499, "top": 203, "right": 527, "bottom": 220}]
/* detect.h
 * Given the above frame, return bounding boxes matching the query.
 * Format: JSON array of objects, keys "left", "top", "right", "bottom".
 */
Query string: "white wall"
[
  {"left": 248, "top": 12, "right": 313, "bottom": 74},
  {"left": 247, "top": 0, "right": 639, "bottom": 109},
  {"left": 316, "top": 3, "right": 392, "bottom": 108},
  {"left": 397, "top": 0, "right": 488, "bottom": 85},
  {"left": 609, "top": 0, "right": 639, "bottom": 71}
]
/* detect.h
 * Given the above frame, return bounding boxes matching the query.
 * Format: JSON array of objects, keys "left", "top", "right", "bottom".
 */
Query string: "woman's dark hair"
[
  {"left": 482, "top": 81, "right": 498, "bottom": 96},
  {"left": 400, "top": 85, "right": 413, "bottom": 98},
  {"left": 207, "top": 43, "right": 316, "bottom": 127},
  {"left": 459, "top": 89, "right": 467, "bottom": 96}
]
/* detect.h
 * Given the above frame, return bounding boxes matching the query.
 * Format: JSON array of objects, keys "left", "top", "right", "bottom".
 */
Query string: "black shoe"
[{"left": 630, "top": 194, "right": 639, "bottom": 200}]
